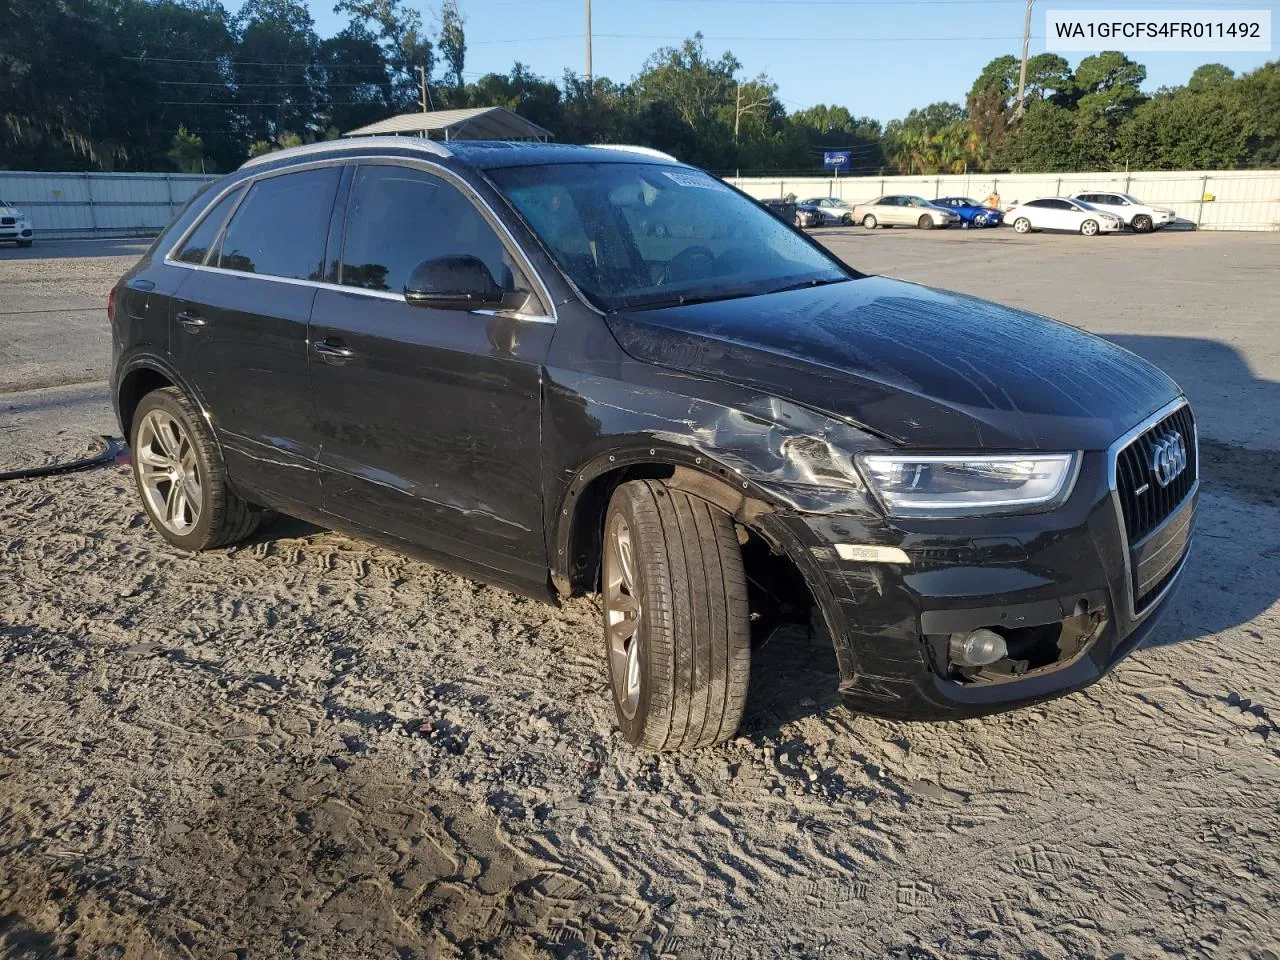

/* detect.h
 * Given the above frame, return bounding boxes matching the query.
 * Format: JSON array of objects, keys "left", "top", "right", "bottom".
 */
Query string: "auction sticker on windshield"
[
  {"left": 662, "top": 170, "right": 727, "bottom": 191},
  {"left": 1046, "top": 9, "right": 1271, "bottom": 51}
]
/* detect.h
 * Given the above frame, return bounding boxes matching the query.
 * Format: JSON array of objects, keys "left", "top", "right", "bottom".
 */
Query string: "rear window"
[
  {"left": 174, "top": 186, "right": 243, "bottom": 265},
  {"left": 218, "top": 168, "right": 340, "bottom": 280}
]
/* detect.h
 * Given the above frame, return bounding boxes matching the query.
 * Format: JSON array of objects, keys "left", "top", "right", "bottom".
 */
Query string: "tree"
[
  {"left": 1188, "top": 63, "right": 1234, "bottom": 92},
  {"left": 334, "top": 0, "right": 432, "bottom": 108},
  {"left": 438, "top": 0, "right": 466, "bottom": 95},
  {"left": 1239, "top": 61, "right": 1280, "bottom": 165},
  {"left": 168, "top": 126, "right": 205, "bottom": 172},
  {"left": 1117, "top": 81, "right": 1254, "bottom": 169}
]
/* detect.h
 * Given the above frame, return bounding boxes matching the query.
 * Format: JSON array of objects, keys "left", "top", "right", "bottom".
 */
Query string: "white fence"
[
  {"left": 2, "top": 167, "right": 1278, "bottom": 238},
  {"left": 0, "top": 171, "right": 217, "bottom": 240},
  {"left": 726, "top": 169, "right": 1280, "bottom": 231}
]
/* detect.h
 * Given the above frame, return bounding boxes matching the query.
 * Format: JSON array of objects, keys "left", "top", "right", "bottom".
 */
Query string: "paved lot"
[{"left": 1, "top": 232, "right": 1278, "bottom": 958}]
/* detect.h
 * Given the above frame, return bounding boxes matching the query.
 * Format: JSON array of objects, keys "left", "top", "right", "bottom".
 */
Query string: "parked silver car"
[
  {"left": 799, "top": 197, "right": 857, "bottom": 225},
  {"left": 853, "top": 195, "right": 960, "bottom": 230}
]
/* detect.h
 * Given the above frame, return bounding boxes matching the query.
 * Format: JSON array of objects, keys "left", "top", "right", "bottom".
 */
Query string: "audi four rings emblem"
[{"left": 1151, "top": 432, "right": 1188, "bottom": 487}]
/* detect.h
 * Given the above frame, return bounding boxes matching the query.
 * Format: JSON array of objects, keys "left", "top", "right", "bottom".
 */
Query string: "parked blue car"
[{"left": 935, "top": 197, "right": 1004, "bottom": 228}]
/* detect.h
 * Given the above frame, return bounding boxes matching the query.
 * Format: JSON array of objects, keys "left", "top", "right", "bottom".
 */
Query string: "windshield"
[{"left": 487, "top": 162, "right": 851, "bottom": 311}]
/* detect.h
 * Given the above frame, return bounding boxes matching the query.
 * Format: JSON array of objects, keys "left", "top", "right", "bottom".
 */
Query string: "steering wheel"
[{"left": 658, "top": 245, "right": 717, "bottom": 287}]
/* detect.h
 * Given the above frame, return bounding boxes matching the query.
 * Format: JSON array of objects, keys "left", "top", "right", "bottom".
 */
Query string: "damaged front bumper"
[{"left": 757, "top": 450, "right": 1194, "bottom": 721}]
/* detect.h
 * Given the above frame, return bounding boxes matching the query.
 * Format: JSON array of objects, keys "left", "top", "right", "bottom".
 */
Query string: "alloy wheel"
[
  {"left": 604, "top": 512, "right": 643, "bottom": 719},
  {"left": 1082, "top": 219, "right": 1099, "bottom": 236},
  {"left": 136, "top": 409, "right": 202, "bottom": 535}
]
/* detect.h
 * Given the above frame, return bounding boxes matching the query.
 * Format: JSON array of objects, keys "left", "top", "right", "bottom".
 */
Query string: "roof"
[
  {"left": 343, "top": 107, "right": 553, "bottom": 141},
  {"left": 238, "top": 138, "right": 684, "bottom": 174}
]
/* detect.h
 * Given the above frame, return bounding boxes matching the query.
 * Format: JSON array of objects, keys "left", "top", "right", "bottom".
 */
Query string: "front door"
[
  {"left": 168, "top": 166, "right": 341, "bottom": 510},
  {"left": 309, "top": 161, "right": 555, "bottom": 584}
]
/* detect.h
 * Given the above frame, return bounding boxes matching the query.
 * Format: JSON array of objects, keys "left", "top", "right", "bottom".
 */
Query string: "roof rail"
[
  {"left": 240, "top": 135, "right": 452, "bottom": 170},
  {"left": 587, "top": 144, "right": 679, "bottom": 162}
]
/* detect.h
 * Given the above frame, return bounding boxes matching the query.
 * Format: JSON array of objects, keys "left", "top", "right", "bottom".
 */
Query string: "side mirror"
[{"left": 404, "top": 255, "right": 504, "bottom": 311}]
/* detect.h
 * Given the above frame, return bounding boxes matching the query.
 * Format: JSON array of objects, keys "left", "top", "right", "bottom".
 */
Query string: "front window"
[
  {"left": 488, "top": 162, "right": 851, "bottom": 311},
  {"left": 906, "top": 196, "right": 930, "bottom": 207}
]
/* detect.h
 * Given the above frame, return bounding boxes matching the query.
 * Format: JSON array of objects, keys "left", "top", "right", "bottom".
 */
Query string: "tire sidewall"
[
  {"left": 130, "top": 389, "right": 220, "bottom": 550},
  {"left": 863, "top": 214, "right": 877, "bottom": 229},
  {"left": 918, "top": 215, "right": 933, "bottom": 230},
  {"left": 603, "top": 495, "right": 656, "bottom": 745},
  {"left": 1014, "top": 218, "right": 1031, "bottom": 234},
  {"left": 1081, "top": 219, "right": 1098, "bottom": 236}
]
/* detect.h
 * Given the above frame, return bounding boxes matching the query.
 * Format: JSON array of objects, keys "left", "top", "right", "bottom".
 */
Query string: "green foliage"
[
  {"left": 168, "top": 127, "right": 205, "bottom": 173},
  {"left": 1, "top": 0, "right": 1276, "bottom": 176}
]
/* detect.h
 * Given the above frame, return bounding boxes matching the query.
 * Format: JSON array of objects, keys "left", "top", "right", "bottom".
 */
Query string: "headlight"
[{"left": 857, "top": 453, "right": 1079, "bottom": 518}]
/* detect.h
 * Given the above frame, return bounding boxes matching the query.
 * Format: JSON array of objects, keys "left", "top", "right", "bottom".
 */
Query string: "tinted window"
[
  {"left": 174, "top": 186, "right": 243, "bottom": 265},
  {"left": 339, "top": 164, "right": 533, "bottom": 300},
  {"left": 218, "top": 168, "right": 339, "bottom": 279}
]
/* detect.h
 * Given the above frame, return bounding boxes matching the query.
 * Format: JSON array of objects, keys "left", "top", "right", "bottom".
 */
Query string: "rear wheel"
[
  {"left": 1080, "top": 219, "right": 1099, "bottom": 237},
  {"left": 602, "top": 480, "right": 751, "bottom": 752},
  {"left": 130, "top": 387, "right": 262, "bottom": 551},
  {"left": 1013, "top": 217, "right": 1032, "bottom": 234},
  {"left": 918, "top": 215, "right": 934, "bottom": 230},
  {"left": 862, "top": 214, "right": 878, "bottom": 229},
  {"left": 1132, "top": 214, "right": 1152, "bottom": 233}
]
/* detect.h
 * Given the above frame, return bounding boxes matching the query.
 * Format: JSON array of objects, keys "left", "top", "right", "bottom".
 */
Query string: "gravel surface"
[{"left": 2, "top": 236, "right": 1278, "bottom": 958}]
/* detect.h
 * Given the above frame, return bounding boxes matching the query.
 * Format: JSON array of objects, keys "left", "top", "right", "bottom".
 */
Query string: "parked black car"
[{"left": 110, "top": 139, "right": 1197, "bottom": 751}]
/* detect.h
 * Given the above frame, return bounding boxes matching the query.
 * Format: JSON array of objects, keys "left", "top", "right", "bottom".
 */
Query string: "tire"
[
  {"left": 601, "top": 480, "right": 751, "bottom": 751},
  {"left": 130, "top": 387, "right": 262, "bottom": 551},
  {"left": 794, "top": 213, "right": 805, "bottom": 229},
  {"left": 841, "top": 213, "right": 852, "bottom": 226},
  {"left": 918, "top": 215, "right": 934, "bottom": 230},
  {"left": 1132, "top": 214, "right": 1152, "bottom": 233},
  {"left": 1013, "top": 217, "right": 1032, "bottom": 234},
  {"left": 862, "top": 214, "right": 877, "bottom": 229},
  {"left": 1080, "top": 219, "right": 1099, "bottom": 237}
]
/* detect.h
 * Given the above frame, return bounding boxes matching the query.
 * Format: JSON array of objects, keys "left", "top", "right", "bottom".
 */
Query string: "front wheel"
[
  {"left": 130, "top": 387, "right": 262, "bottom": 551},
  {"left": 862, "top": 214, "right": 877, "bottom": 229},
  {"left": 841, "top": 213, "right": 853, "bottom": 225},
  {"left": 918, "top": 215, "right": 934, "bottom": 230},
  {"left": 1013, "top": 217, "right": 1032, "bottom": 234},
  {"left": 1132, "top": 214, "right": 1152, "bottom": 233},
  {"left": 602, "top": 480, "right": 751, "bottom": 751},
  {"left": 1080, "top": 219, "right": 1099, "bottom": 237}
]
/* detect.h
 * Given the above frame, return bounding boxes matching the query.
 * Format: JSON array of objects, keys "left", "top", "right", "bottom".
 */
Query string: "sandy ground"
[{"left": 1, "top": 232, "right": 1278, "bottom": 959}]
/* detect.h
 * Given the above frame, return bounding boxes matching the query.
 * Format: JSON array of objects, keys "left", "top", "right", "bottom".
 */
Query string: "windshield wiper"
[
  {"left": 620, "top": 291, "right": 748, "bottom": 312},
  {"left": 766, "top": 276, "right": 849, "bottom": 295}
]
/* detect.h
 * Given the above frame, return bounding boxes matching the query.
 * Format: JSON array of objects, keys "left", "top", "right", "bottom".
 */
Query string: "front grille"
[
  {"left": 0, "top": 217, "right": 14, "bottom": 226},
  {"left": 1115, "top": 404, "right": 1197, "bottom": 542},
  {"left": 1115, "top": 403, "right": 1197, "bottom": 611}
]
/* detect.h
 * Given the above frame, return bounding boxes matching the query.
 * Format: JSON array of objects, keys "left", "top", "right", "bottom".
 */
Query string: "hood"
[
  {"left": 0, "top": 206, "right": 21, "bottom": 217},
  {"left": 606, "top": 276, "right": 1180, "bottom": 450}
]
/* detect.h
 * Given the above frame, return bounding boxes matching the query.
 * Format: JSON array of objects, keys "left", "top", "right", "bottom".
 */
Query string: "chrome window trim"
[
  {"left": 1106, "top": 396, "right": 1197, "bottom": 621},
  {"left": 163, "top": 154, "right": 557, "bottom": 324}
]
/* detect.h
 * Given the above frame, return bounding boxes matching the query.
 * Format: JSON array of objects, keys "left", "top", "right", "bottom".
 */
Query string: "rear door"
[
  {"left": 169, "top": 165, "right": 341, "bottom": 510},
  {"left": 309, "top": 160, "right": 555, "bottom": 583}
]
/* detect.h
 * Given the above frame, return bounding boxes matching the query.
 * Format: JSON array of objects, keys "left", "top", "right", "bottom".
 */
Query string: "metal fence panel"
[
  {"left": 0, "top": 171, "right": 217, "bottom": 240},
  {"left": 727, "top": 169, "right": 1280, "bottom": 231}
]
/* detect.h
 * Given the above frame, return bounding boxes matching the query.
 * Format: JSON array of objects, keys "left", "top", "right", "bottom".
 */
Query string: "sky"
[{"left": 300, "top": 0, "right": 1279, "bottom": 123}]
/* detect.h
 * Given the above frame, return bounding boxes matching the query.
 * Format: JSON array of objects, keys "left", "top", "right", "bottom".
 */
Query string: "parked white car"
[
  {"left": 0, "top": 199, "right": 34, "bottom": 247},
  {"left": 799, "top": 197, "right": 857, "bottom": 225},
  {"left": 1068, "top": 191, "right": 1175, "bottom": 233},
  {"left": 1006, "top": 198, "right": 1122, "bottom": 237}
]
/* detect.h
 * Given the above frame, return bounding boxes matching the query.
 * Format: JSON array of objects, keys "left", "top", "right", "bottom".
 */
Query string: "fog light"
[{"left": 951, "top": 628, "right": 1008, "bottom": 667}]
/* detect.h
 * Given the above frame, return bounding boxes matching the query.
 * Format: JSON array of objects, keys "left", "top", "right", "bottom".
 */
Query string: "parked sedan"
[
  {"left": 852, "top": 195, "right": 960, "bottom": 230},
  {"left": 934, "top": 197, "right": 1003, "bottom": 228},
  {"left": 1006, "top": 198, "right": 1122, "bottom": 236},
  {"left": 1068, "top": 192, "right": 1176, "bottom": 233},
  {"left": 0, "top": 199, "right": 34, "bottom": 247},
  {"left": 799, "top": 197, "right": 857, "bottom": 225}
]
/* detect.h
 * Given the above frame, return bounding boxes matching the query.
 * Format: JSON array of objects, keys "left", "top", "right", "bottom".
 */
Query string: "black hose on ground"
[{"left": 0, "top": 435, "right": 122, "bottom": 482}]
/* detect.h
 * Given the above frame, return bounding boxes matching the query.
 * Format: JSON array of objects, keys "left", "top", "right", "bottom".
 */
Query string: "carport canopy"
[{"left": 343, "top": 107, "right": 553, "bottom": 142}]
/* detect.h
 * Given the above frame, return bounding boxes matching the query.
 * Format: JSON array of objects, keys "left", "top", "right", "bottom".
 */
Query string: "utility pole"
[
  {"left": 734, "top": 82, "right": 741, "bottom": 141},
  {"left": 1013, "top": 0, "right": 1034, "bottom": 119},
  {"left": 417, "top": 64, "right": 433, "bottom": 113},
  {"left": 585, "top": 0, "right": 593, "bottom": 94}
]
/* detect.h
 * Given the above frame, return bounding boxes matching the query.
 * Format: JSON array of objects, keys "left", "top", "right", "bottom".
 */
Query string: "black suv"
[{"left": 110, "top": 139, "right": 1197, "bottom": 750}]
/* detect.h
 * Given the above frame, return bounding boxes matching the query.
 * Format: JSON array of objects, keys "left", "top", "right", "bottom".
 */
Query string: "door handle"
[
  {"left": 176, "top": 310, "right": 206, "bottom": 332},
  {"left": 313, "top": 339, "right": 355, "bottom": 365}
]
